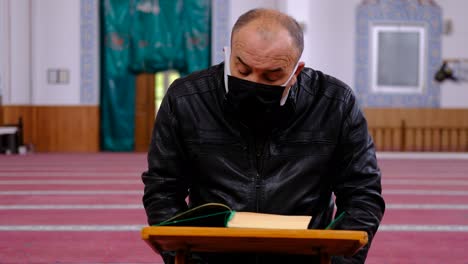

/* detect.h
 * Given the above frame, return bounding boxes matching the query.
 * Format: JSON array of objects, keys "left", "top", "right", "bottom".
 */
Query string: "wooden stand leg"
[
  {"left": 174, "top": 250, "right": 187, "bottom": 264},
  {"left": 320, "top": 253, "right": 331, "bottom": 264}
]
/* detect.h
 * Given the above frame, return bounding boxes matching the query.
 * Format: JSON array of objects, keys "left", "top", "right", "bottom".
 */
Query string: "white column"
[
  {"left": 2, "top": 0, "right": 32, "bottom": 105},
  {"left": 282, "top": 0, "right": 361, "bottom": 87},
  {"left": 0, "top": 0, "right": 10, "bottom": 103}
]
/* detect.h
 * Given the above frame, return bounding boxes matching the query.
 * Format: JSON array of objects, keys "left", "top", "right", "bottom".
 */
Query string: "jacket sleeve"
[
  {"left": 331, "top": 92, "right": 386, "bottom": 264},
  {"left": 141, "top": 94, "right": 190, "bottom": 226}
]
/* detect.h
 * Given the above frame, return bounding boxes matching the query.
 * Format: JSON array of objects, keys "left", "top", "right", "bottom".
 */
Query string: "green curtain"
[
  {"left": 100, "top": 0, "right": 211, "bottom": 151},
  {"left": 129, "top": 0, "right": 211, "bottom": 74},
  {"left": 101, "top": 0, "right": 135, "bottom": 151}
]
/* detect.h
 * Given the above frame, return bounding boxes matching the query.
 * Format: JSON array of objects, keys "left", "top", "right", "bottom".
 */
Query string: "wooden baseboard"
[
  {"left": 3, "top": 106, "right": 467, "bottom": 152},
  {"left": 0, "top": 105, "right": 3, "bottom": 125},
  {"left": 364, "top": 108, "right": 468, "bottom": 152},
  {"left": 1, "top": 105, "right": 99, "bottom": 152}
]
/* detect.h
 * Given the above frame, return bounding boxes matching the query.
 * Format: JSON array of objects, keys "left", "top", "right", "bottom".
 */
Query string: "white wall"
[
  {"left": 283, "top": 0, "right": 360, "bottom": 87},
  {"left": 0, "top": 0, "right": 9, "bottom": 100},
  {"left": 0, "top": 0, "right": 32, "bottom": 104},
  {"left": 438, "top": 0, "right": 468, "bottom": 108},
  {"left": 295, "top": 0, "right": 468, "bottom": 108},
  {"left": 31, "top": 0, "right": 81, "bottom": 105},
  {"left": 0, "top": 0, "right": 98, "bottom": 106},
  {"left": 279, "top": 0, "right": 311, "bottom": 65},
  {"left": 229, "top": 0, "right": 280, "bottom": 31}
]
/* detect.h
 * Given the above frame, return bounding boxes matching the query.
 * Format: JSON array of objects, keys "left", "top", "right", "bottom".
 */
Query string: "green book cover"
[{"left": 154, "top": 203, "right": 233, "bottom": 227}]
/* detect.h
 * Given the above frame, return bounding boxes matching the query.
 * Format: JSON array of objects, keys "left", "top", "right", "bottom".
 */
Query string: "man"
[{"left": 142, "top": 8, "right": 385, "bottom": 264}]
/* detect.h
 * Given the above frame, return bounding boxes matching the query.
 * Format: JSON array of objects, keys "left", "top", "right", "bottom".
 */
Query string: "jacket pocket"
[
  {"left": 271, "top": 141, "right": 336, "bottom": 157},
  {"left": 185, "top": 129, "right": 245, "bottom": 156},
  {"left": 270, "top": 132, "right": 336, "bottom": 157}
]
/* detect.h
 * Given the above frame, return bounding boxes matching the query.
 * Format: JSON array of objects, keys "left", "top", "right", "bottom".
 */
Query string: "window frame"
[{"left": 370, "top": 23, "right": 427, "bottom": 94}]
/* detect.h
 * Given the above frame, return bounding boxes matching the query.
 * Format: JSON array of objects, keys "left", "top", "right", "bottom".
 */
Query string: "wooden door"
[{"left": 134, "top": 73, "right": 155, "bottom": 152}]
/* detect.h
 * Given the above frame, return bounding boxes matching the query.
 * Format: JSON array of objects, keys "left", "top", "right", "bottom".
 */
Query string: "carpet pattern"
[{"left": 0, "top": 153, "right": 467, "bottom": 263}]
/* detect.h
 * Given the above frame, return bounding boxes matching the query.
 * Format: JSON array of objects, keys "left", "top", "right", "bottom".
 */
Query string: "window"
[
  {"left": 154, "top": 70, "right": 180, "bottom": 115},
  {"left": 371, "top": 24, "right": 426, "bottom": 94}
]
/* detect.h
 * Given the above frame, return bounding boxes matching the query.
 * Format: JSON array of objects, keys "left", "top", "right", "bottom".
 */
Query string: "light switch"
[
  {"left": 47, "top": 69, "right": 70, "bottom": 84},
  {"left": 58, "top": 69, "right": 69, "bottom": 84},
  {"left": 47, "top": 69, "right": 58, "bottom": 84}
]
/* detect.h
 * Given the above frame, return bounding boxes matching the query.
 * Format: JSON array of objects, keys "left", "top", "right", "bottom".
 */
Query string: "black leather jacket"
[{"left": 142, "top": 63, "right": 385, "bottom": 264}]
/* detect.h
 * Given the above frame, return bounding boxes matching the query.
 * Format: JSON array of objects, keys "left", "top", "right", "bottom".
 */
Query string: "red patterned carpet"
[{"left": 0, "top": 153, "right": 467, "bottom": 263}]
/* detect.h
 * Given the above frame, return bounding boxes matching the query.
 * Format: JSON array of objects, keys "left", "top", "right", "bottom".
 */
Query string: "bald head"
[{"left": 231, "top": 8, "right": 304, "bottom": 59}]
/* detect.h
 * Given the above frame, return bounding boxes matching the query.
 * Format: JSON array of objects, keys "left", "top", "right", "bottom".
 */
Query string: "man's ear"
[
  {"left": 294, "top": 61, "right": 305, "bottom": 77},
  {"left": 286, "top": 61, "right": 305, "bottom": 88}
]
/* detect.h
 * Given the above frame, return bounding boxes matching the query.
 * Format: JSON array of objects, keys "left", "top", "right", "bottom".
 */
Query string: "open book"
[{"left": 154, "top": 203, "right": 313, "bottom": 230}]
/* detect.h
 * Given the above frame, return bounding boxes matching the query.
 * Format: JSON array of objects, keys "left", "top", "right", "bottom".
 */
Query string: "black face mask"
[{"left": 224, "top": 75, "right": 290, "bottom": 129}]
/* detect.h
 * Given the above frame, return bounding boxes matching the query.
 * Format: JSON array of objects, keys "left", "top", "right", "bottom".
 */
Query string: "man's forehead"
[
  {"left": 232, "top": 24, "right": 296, "bottom": 56},
  {"left": 231, "top": 35, "right": 296, "bottom": 68},
  {"left": 233, "top": 19, "right": 285, "bottom": 39}
]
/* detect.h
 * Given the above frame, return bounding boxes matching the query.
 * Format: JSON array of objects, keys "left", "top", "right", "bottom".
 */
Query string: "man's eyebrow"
[
  {"left": 237, "top": 56, "right": 250, "bottom": 68},
  {"left": 237, "top": 56, "right": 284, "bottom": 72}
]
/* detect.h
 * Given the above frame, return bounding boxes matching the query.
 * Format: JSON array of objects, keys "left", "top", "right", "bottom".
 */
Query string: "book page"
[{"left": 227, "top": 212, "right": 312, "bottom": 230}]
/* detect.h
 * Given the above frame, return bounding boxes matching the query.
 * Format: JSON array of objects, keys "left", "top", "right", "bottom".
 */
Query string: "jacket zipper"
[
  {"left": 254, "top": 135, "right": 270, "bottom": 213},
  {"left": 241, "top": 121, "right": 270, "bottom": 213},
  {"left": 255, "top": 173, "right": 261, "bottom": 212},
  {"left": 254, "top": 137, "right": 269, "bottom": 264}
]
